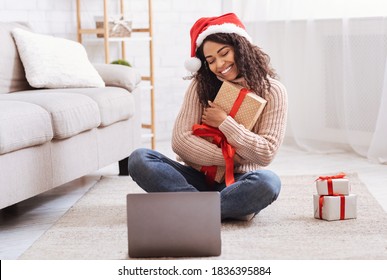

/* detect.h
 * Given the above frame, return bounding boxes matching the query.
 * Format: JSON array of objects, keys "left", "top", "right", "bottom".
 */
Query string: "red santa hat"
[{"left": 184, "top": 13, "right": 252, "bottom": 74}]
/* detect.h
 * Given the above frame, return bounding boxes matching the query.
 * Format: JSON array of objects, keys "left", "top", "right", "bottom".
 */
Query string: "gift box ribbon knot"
[
  {"left": 192, "top": 123, "right": 235, "bottom": 186},
  {"left": 112, "top": 17, "right": 132, "bottom": 33}
]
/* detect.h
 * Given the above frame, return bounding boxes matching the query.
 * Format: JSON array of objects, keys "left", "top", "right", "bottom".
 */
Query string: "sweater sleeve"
[
  {"left": 218, "top": 78, "right": 288, "bottom": 166},
  {"left": 172, "top": 81, "right": 226, "bottom": 166}
]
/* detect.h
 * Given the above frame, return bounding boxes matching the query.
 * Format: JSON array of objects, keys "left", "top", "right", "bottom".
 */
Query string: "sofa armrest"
[{"left": 93, "top": 63, "right": 141, "bottom": 92}]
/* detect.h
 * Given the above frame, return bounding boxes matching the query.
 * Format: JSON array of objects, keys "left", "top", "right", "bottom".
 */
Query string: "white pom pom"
[{"left": 184, "top": 57, "right": 202, "bottom": 73}]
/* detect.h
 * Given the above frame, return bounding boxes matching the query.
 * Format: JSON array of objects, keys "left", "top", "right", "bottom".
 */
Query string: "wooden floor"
[{"left": 1, "top": 141, "right": 386, "bottom": 259}]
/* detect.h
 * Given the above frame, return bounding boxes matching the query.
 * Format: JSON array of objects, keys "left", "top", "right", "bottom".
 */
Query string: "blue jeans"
[{"left": 127, "top": 148, "right": 281, "bottom": 220}]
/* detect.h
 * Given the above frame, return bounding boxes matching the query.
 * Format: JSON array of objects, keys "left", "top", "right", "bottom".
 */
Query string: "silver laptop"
[{"left": 126, "top": 192, "right": 221, "bottom": 258}]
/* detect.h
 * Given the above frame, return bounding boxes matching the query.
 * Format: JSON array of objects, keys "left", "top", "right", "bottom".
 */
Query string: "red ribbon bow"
[
  {"left": 316, "top": 172, "right": 346, "bottom": 181},
  {"left": 192, "top": 124, "right": 235, "bottom": 186}
]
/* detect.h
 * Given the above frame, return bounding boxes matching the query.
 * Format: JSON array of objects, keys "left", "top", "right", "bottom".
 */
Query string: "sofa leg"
[{"left": 118, "top": 157, "right": 129, "bottom": 176}]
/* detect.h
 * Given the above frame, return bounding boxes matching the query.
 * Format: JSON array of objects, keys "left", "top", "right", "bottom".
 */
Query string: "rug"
[{"left": 20, "top": 173, "right": 387, "bottom": 260}]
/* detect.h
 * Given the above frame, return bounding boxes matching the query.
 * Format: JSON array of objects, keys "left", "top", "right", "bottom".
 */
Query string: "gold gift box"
[
  {"left": 214, "top": 81, "right": 267, "bottom": 130},
  {"left": 202, "top": 81, "right": 267, "bottom": 183},
  {"left": 95, "top": 16, "right": 132, "bottom": 38}
]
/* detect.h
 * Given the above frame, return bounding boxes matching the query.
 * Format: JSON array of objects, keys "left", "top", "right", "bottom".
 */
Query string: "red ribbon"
[
  {"left": 316, "top": 172, "right": 346, "bottom": 181},
  {"left": 229, "top": 88, "right": 249, "bottom": 118},
  {"left": 318, "top": 195, "right": 346, "bottom": 220},
  {"left": 192, "top": 124, "right": 235, "bottom": 186},
  {"left": 316, "top": 172, "right": 346, "bottom": 195},
  {"left": 340, "top": 195, "right": 345, "bottom": 220}
]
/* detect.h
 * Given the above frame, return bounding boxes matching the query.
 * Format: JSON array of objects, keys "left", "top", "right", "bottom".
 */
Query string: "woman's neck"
[{"left": 216, "top": 75, "right": 247, "bottom": 87}]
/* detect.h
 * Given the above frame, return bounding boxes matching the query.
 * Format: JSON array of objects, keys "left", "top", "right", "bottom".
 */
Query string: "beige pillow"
[
  {"left": 93, "top": 63, "right": 141, "bottom": 92},
  {"left": 11, "top": 28, "right": 105, "bottom": 89}
]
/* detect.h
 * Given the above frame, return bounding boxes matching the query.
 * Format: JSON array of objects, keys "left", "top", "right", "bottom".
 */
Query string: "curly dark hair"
[{"left": 194, "top": 33, "right": 277, "bottom": 107}]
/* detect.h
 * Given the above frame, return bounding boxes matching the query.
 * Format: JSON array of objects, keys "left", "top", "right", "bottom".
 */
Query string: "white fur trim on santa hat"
[
  {"left": 184, "top": 57, "right": 202, "bottom": 73},
  {"left": 196, "top": 23, "right": 252, "bottom": 50}
]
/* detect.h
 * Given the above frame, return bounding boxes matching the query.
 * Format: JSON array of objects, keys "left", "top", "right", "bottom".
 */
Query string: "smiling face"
[{"left": 202, "top": 40, "right": 239, "bottom": 81}]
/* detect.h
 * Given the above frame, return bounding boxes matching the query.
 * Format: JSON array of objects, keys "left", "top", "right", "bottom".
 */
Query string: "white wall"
[{"left": 0, "top": 0, "right": 223, "bottom": 146}]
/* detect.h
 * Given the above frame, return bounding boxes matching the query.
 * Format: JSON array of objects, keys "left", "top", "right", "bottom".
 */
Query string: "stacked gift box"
[{"left": 313, "top": 173, "right": 357, "bottom": 221}]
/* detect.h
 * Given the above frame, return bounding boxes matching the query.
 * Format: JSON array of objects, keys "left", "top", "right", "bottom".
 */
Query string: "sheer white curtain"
[{"left": 224, "top": 0, "right": 387, "bottom": 163}]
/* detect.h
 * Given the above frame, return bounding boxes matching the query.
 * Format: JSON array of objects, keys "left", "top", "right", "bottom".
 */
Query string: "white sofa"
[{"left": 0, "top": 22, "right": 142, "bottom": 209}]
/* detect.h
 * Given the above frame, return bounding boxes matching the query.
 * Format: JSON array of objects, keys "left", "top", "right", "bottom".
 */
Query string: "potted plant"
[{"left": 111, "top": 59, "right": 131, "bottom": 67}]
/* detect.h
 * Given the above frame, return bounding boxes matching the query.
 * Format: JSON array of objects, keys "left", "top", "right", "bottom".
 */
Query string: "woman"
[{"left": 128, "top": 13, "right": 287, "bottom": 221}]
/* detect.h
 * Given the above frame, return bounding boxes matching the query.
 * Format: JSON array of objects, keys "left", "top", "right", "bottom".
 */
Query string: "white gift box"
[
  {"left": 313, "top": 194, "right": 357, "bottom": 221},
  {"left": 316, "top": 178, "right": 351, "bottom": 195}
]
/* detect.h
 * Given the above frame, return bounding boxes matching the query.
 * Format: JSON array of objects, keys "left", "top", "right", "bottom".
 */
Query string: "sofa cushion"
[
  {"left": 11, "top": 28, "right": 105, "bottom": 89},
  {"left": 93, "top": 63, "right": 141, "bottom": 92},
  {"left": 0, "top": 101, "right": 53, "bottom": 154},
  {"left": 27, "top": 87, "right": 136, "bottom": 127},
  {"left": 0, "top": 91, "right": 101, "bottom": 139},
  {"left": 0, "top": 22, "right": 32, "bottom": 93}
]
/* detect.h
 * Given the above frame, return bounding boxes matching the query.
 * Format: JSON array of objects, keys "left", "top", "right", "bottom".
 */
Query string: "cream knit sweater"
[{"left": 172, "top": 77, "right": 288, "bottom": 176}]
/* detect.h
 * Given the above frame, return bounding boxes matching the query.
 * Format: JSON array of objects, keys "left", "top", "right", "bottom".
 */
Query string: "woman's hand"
[{"left": 202, "top": 101, "right": 227, "bottom": 128}]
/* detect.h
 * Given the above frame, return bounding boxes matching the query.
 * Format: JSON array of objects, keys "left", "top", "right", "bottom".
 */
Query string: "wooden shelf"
[
  {"left": 76, "top": 0, "right": 156, "bottom": 149},
  {"left": 80, "top": 36, "right": 152, "bottom": 43}
]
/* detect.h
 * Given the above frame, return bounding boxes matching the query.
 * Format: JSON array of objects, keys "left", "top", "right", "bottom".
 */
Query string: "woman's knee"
[
  {"left": 263, "top": 170, "right": 281, "bottom": 200},
  {"left": 249, "top": 170, "right": 281, "bottom": 200},
  {"left": 128, "top": 148, "right": 152, "bottom": 172}
]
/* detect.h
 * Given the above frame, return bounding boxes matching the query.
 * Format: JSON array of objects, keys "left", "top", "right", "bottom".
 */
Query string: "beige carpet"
[{"left": 20, "top": 173, "right": 387, "bottom": 260}]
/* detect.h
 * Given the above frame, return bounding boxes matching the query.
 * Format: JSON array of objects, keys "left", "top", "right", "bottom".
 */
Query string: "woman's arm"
[{"left": 172, "top": 81, "right": 226, "bottom": 166}]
